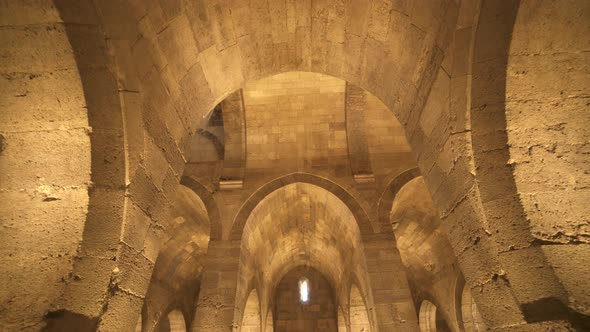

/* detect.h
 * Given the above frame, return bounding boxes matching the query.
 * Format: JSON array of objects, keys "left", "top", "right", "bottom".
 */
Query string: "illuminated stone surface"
[{"left": 0, "top": 1, "right": 588, "bottom": 331}]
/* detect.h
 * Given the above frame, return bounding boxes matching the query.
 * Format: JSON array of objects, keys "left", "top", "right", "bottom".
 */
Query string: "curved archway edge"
[
  {"left": 179, "top": 176, "right": 222, "bottom": 241},
  {"left": 377, "top": 167, "right": 422, "bottom": 231},
  {"left": 22, "top": 0, "right": 577, "bottom": 330},
  {"left": 229, "top": 172, "right": 373, "bottom": 241}
]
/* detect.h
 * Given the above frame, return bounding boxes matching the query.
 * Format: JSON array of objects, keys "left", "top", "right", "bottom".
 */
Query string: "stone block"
[
  {"left": 97, "top": 290, "right": 144, "bottom": 332},
  {"left": 117, "top": 243, "right": 155, "bottom": 295}
]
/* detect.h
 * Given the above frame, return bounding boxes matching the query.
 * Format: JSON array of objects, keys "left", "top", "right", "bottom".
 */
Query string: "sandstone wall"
[
  {"left": 274, "top": 267, "right": 337, "bottom": 332},
  {"left": 391, "top": 177, "right": 462, "bottom": 332}
]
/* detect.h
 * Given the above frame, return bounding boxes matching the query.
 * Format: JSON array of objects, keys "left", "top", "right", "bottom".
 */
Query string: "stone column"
[
  {"left": 362, "top": 233, "right": 419, "bottom": 331},
  {"left": 192, "top": 240, "right": 241, "bottom": 331}
]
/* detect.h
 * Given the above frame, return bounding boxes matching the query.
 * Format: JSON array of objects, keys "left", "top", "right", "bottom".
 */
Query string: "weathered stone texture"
[{"left": 1, "top": 1, "right": 589, "bottom": 331}]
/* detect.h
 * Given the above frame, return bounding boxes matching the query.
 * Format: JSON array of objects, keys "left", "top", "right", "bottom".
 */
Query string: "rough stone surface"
[{"left": 1, "top": 1, "right": 589, "bottom": 331}]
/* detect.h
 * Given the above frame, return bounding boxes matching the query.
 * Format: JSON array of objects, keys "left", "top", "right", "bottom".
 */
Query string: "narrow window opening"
[{"left": 299, "top": 278, "right": 310, "bottom": 304}]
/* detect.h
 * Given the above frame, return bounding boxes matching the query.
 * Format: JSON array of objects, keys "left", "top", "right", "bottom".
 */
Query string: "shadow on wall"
[
  {"left": 154, "top": 310, "right": 187, "bottom": 332},
  {"left": 42, "top": 311, "right": 98, "bottom": 332}
]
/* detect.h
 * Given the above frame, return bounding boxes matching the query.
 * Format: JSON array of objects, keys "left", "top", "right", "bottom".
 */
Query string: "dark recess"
[
  {"left": 521, "top": 298, "right": 590, "bottom": 331},
  {"left": 43, "top": 310, "right": 98, "bottom": 332}
]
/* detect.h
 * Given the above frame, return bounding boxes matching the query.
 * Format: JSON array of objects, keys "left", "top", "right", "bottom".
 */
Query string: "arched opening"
[
  {"left": 1, "top": 1, "right": 588, "bottom": 331},
  {"left": 189, "top": 68, "right": 417, "bottom": 329},
  {"left": 419, "top": 300, "right": 451, "bottom": 332},
  {"left": 419, "top": 300, "right": 437, "bottom": 332},
  {"left": 242, "top": 289, "right": 262, "bottom": 332},
  {"left": 230, "top": 173, "right": 374, "bottom": 240},
  {"left": 299, "top": 278, "right": 310, "bottom": 304},
  {"left": 166, "top": 310, "right": 187, "bottom": 332},
  {"left": 231, "top": 178, "right": 379, "bottom": 331},
  {"left": 461, "top": 287, "right": 486, "bottom": 332},
  {"left": 349, "top": 284, "right": 370, "bottom": 332},
  {"left": 187, "top": 104, "right": 225, "bottom": 163},
  {"left": 141, "top": 184, "right": 211, "bottom": 330},
  {"left": 388, "top": 175, "right": 462, "bottom": 331},
  {"left": 274, "top": 266, "right": 337, "bottom": 331},
  {"left": 11, "top": 2, "right": 457, "bottom": 328}
]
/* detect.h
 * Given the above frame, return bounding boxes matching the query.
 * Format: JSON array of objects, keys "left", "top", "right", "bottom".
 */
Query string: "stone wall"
[
  {"left": 507, "top": 1, "right": 590, "bottom": 317},
  {"left": 1, "top": 1, "right": 589, "bottom": 331},
  {"left": 391, "top": 177, "right": 462, "bottom": 331},
  {"left": 274, "top": 266, "right": 337, "bottom": 332},
  {"left": 0, "top": 1, "right": 125, "bottom": 330},
  {"left": 244, "top": 72, "right": 346, "bottom": 174},
  {"left": 233, "top": 182, "right": 370, "bottom": 330},
  {"left": 140, "top": 185, "right": 209, "bottom": 331}
]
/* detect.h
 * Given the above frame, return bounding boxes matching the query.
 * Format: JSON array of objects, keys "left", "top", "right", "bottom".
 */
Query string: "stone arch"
[
  {"left": 346, "top": 271, "right": 376, "bottom": 330},
  {"left": 269, "top": 262, "right": 340, "bottom": 308},
  {"left": 349, "top": 284, "right": 371, "bottom": 332},
  {"left": 48, "top": 0, "right": 458, "bottom": 328},
  {"left": 419, "top": 298, "right": 454, "bottom": 332},
  {"left": 242, "top": 288, "right": 262, "bottom": 332},
  {"left": 219, "top": 89, "right": 247, "bottom": 186},
  {"left": 394, "top": 0, "right": 590, "bottom": 328},
  {"left": 449, "top": 0, "right": 587, "bottom": 327},
  {"left": 166, "top": 309, "right": 187, "bottom": 332},
  {"left": 0, "top": 1, "right": 128, "bottom": 330},
  {"left": 454, "top": 274, "right": 485, "bottom": 332},
  {"left": 179, "top": 176, "right": 222, "bottom": 240},
  {"left": 419, "top": 300, "right": 438, "bottom": 332},
  {"left": 141, "top": 181, "right": 211, "bottom": 328},
  {"left": 377, "top": 167, "right": 422, "bottom": 230},
  {"left": 468, "top": 0, "right": 590, "bottom": 250},
  {"left": 229, "top": 173, "right": 373, "bottom": 240},
  {"left": 453, "top": 274, "right": 466, "bottom": 332},
  {"left": 469, "top": 0, "right": 537, "bottom": 274},
  {"left": 264, "top": 259, "right": 366, "bottom": 327},
  {"left": 194, "top": 128, "right": 225, "bottom": 160},
  {"left": 8, "top": 1, "right": 579, "bottom": 330},
  {"left": 232, "top": 180, "right": 378, "bottom": 331},
  {"left": 389, "top": 175, "right": 462, "bottom": 331},
  {"left": 272, "top": 266, "right": 338, "bottom": 331},
  {"left": 461, "top": 286, "right": 486, "bottom": 332}
]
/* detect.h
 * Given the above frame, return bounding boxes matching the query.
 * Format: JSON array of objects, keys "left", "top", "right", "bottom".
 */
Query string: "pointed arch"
[
  {"left": 419, "top": 300, "right": 437, "bottom": 332},
  {"left": 242, "top": 289, "right": 262, "bottom": 332},
  {"left": 377, "top": 167, "right": 421, "bottom": 231},
  {"left": 9, "top": 0, "right": 579, "bottom": 330},
  {"left": 272, "top": 266, "right": 338, "bottom": 331},
  {"left": 180, "top": 176, "right": 222, "bottom": 240},
  {"left": 234, "top": 180, "right": 375, "bottom": 331},
  {"left": 167, "top": 310, "right": 187, "bottom": 332},
  {"left": 230, "top": 172, "right": 372, "bottom": 240}
]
